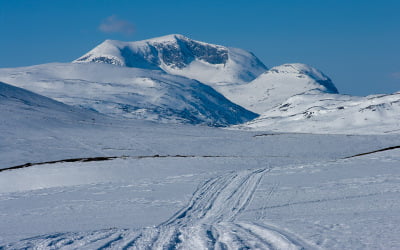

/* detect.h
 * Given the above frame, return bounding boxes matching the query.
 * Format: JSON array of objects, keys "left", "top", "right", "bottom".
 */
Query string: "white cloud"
[{"left": 99, "top": 15, "right": 135, "bottom": 36}]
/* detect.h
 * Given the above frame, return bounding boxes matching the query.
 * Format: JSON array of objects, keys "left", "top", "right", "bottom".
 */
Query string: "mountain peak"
[
  {"left": 265, "top": 63, "right": 338, "bottom": 94},
  {"left": 74, "top": 34, "right": 267, "bottom": 85},
  {"left": 269, "top": 63, "right": 326, "bottom": 79},
  {"left": 142, "top": 33, "right": 187, "bottom": 42},
  {"left": 100, "top": 34, "right": 201, "bottom": 47}
]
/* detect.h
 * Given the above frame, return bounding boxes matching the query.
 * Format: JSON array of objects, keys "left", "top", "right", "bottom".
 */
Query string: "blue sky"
[{"left": 1, "top": 0, "right": 399, "bottom": 95}]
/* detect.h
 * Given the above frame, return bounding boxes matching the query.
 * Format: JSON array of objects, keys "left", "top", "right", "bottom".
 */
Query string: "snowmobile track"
[{"left": 2, "top": 168, "right": 314, "bottom": 249}]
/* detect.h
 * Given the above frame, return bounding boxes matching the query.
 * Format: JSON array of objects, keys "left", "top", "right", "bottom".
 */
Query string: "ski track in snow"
[{"left": 3, "top": 168, "right": 313, "bottom": 249}]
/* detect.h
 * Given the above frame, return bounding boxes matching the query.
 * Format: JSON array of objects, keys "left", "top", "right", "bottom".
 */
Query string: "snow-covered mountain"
[
  {"left": 238, "top": 91, "right": 400, "bottom": 134},
  {"left": 217, "top": 63, "right": 338, "bottom": 114},
  {"left": 1, "top": 34, "right": 399, "bottom": 133},
  {"left": 73, "top": 35, "right": 342, "bottom": 116},
  {"left": 0, "top": 63, "right": 257, "bottom": 126},
  {"left": 74, "top": 34, "right": 267, "bottom": 86}
]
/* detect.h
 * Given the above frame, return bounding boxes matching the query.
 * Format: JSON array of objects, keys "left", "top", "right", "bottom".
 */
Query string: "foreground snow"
[
  {"left": 2, "top": 168, "right": 309, "bottom": 249},
  {"left": 1, "top": 144, "right": 399, "bottom": 249},
  {"left": 1, "top": 111, "right": 400, "bottom": 249}
]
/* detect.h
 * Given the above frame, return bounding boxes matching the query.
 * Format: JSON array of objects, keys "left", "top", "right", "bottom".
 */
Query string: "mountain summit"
[{"left": 74, "top": 34, "right": 267, "bottom": 86}]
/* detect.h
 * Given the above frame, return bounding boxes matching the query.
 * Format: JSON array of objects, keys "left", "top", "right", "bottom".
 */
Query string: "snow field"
[{"left": 1, "top": 126, "right": 400, "bottom": 248}]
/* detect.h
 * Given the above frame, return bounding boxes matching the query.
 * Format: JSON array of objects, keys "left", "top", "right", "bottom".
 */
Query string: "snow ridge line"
[{"left": 2, "top": 168, "right": 310, "bottom": 249}]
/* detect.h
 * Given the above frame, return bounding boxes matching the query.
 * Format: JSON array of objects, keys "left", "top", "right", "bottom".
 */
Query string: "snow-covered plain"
[{"left": 1, "top": 97, "right": 400, "bottom": 248}]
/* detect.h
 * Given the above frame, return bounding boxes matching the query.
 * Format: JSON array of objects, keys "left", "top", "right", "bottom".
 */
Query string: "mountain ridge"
[{"left": 1, "top": 34, "right": 399, "bottom": 134}]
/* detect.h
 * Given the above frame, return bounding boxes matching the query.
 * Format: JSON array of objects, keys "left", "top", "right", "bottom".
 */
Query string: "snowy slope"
[
  {"left": 74, "top": 34, "right": 267, "bottom": 86},
  {"left": 0, "top": 81, "right": 99, "bottom": 127},
  {"left": 0, "top": 63, "right": 257, "bottom": 126},
  {"left": 217, "top": 63, "right": 338, "bottom": 114},
  {"left": 238, "top": 91, "right": 400, "bottom": 134}
]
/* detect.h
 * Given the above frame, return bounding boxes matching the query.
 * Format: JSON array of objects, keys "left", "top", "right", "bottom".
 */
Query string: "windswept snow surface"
[
  {"left": 74, "top": 34, "right": 267, "bottom": 86},
  {"left": 1, "top": 135, "right": 400, "bottom": 249},
  {"left": 0, "top": 63, "right": 257, "bottom": 126},
  {"left": 218, "top": 63, "right": 338, "bottom": 114},
  {"left": 238, "top": 91, "right": 400, "bottom": 134},
  {"left": 1, "top": 101, "right": 400, "bottom": 249}
]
